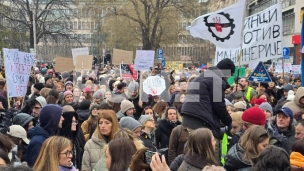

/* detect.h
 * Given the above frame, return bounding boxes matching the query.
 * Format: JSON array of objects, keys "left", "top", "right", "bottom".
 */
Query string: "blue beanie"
[{"left": 39, "top": 104, "right": 62, "bottom": 135}]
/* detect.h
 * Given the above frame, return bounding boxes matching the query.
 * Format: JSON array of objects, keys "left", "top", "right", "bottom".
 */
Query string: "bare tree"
[{"left": 0, "top": 0, "right": 77, "bottom": 49}]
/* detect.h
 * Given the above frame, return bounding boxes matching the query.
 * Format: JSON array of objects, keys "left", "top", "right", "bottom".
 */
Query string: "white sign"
[
  {"left": 134, "top": 50, "right": 155, "bottom": 70},
  {"left": 71, "top": 47, "right": 89, "bottom": 65},
  {"left": 143, "top": 76, "right": 165, "bottom": 96},
  {"left": 214, "top": 4, "right": 282, "bottom": 65},
  {"left": 275, "top": 62, "right": 291, "bottom": 73},
  {"left": 4, "top": 48, "right": 35, "bottom": 97},
  {"left": 291, "top": 65, "right": 301, "bottom": 74}
]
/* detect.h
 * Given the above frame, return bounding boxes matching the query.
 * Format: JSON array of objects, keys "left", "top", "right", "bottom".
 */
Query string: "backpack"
[{"left": 176, "top": 125, "right": 182, "bottom": 140}]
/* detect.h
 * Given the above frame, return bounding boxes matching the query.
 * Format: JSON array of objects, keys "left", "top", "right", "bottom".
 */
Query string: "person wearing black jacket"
[
  {"left": 181, "top": 58, "right": 234, "bottom": 163},
  {"left": 60, "top": 106, "right": 85, "bottom": 171}
]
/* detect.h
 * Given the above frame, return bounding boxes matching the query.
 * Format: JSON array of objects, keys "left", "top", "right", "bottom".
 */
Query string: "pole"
[
  {"left": 235, "top": 48, "right": 243, "bottom": 91},
  {"left": 282, "top": 58, "right": 284, "bottom": 79},
  {"left": 33, "top": 10, "right": 37, "bottom": 60},
  {"left": 301, "top": 14, "right": 304, "bottom": 87}
]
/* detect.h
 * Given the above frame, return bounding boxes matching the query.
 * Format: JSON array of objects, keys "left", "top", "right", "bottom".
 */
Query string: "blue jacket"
[{"left": 26, "top": 126, "right": 51, "bottom": 167}]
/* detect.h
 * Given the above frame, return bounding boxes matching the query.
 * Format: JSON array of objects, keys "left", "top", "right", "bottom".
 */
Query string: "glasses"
[
  {"left": 32, "top": 106, "right": 41, "bottom": 110},
  {"left": 59, "top": 150, "right": 73, "bottom": 157},
  {"left": 72, "top": 120, "right": 78, "bottom": 125}
]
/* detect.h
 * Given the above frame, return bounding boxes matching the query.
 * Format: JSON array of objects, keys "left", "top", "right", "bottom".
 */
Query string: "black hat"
[
  {"left": 216, "top": 58, "right": 236, "bottom": 76},
  {"left": 34, "top": 83, "right": 44, "bottom": 91}
]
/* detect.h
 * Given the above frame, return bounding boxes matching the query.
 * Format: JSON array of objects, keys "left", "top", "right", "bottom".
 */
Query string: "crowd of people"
[{"left": 0, "top": 58, "right": 303, "bottom": 171}]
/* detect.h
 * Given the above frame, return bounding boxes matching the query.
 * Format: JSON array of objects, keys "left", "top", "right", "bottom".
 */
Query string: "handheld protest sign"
[
  {"left": 248, "top": 62, "right": 272, "bottom": 83},
  {"left": 75, "top": 55, "right": 93, "bottom": 71},
  {"left": 54, "top": 57, "right": 74, "bottom": 72}
]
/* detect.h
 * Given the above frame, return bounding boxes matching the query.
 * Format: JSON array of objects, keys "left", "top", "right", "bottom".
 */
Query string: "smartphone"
[{"left": 143, "top": 150, "right": 154, "bottom": 165}]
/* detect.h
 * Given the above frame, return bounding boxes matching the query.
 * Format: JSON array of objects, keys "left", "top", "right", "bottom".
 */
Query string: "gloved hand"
[
  {"left": 129, "top": 147, "right": 152, "bottom": 171},
  {"left": 225, "top": 124, "right": 233, "bottom": 136}
]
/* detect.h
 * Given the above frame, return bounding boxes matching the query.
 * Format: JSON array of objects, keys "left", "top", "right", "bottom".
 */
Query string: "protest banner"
[
  {"left": 291, "top": 65, "right": 301, "bottom": 74},
  {"left": 3, "top": 48, "right": 35, "bottom": 97},
  {"left": 112, "top": 48, "right": 133, "bottom": 65},
  {"left": 71, "top": 47, "right": 89, "bottom": 65},
  {"left": 54, "top": 57, "right": 74, "bottom": 72},
  {"left": 166, "top": 61, "right": 184, "bottom": 70},
  {"left": 214, "top": 4, "right": 282, "bottom": 65},
  {"left": 275, "top": 62, "right": 291, "bottom": 73},
  {"left": 248, "top": 62, "right": 272, "bottom": 83},
  {"left": 143, "top": 76, "right": 166, "bottom": 96},
  {"left": 75, "top": 55, "right": 93, "bottom": 70},
  {"left": 120, "top": 64, "right": 138, "bottom": 80},
  {"left": 134, "top": 50, "right": 155, "bottom": 70}
]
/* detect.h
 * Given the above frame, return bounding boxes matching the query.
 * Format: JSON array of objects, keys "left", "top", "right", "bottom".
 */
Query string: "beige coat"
[
  {"left": 283, "top": 87, "right": 304, "bottom": 115},
  {"left": 82, "top": 132, "right": 106, "bottom": 171}
]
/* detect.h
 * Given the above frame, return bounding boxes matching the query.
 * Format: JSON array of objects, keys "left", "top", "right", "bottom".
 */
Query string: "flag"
[{"left": 186, "top": 0, "right": 247, "bottom": 48}]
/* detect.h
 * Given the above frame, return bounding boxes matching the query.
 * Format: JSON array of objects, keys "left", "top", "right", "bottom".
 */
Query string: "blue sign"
[
  {"left": 158, "top": 49, "right": 164, "bottom": 60},
  {"left": 248, "top": 62, "right": 272, "bottom": 83},
  {"left": 283, "top": 47, "right": 290, "bottom": 57},
  {"left": 161, "top": 58, "right": 166, "bottom": 67}
]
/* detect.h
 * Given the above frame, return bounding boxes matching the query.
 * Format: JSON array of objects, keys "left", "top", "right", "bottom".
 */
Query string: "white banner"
[
  {"left": 4, "top": 49, "right": 35, "bottom": 97},
  {"left": 134, "top": 50, "right": 155, "bottom": 71},
  {"left": 214, "top": 4, "right": 282, "bottom": 65},
  {"left": 71, "top": 47, "right": 89, "bottom": 65},
  {"left": 275, "top": 62, "right": 291, "bottom": 73},
  {"left": 291, "top": 65, "right": 301, "bottom": 74}
]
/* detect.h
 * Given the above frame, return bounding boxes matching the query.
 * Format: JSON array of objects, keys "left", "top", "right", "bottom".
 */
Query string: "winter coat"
[
  {"left": 81, "top": 118, "right": 97, "bottom": 142},
  {"left": 177, "top": 153, "right": 208, "bottom": 171},
  {"left": 26, "top": 126, "right": 51, "bottom": 167},
  {"left": 77, "top": 109, "right": 90, "bottom": 126},
  {"left": 82, "top": 132, "right": 107, "bottom": 171},
  {"left": 170, "top": 154, "right": 184, "bottom": 171},
  {"left": 92, "top": 156, "right": 108, "bottom": 171},
  {"left": 139, "top": 131, "right": 157, "bottom": 152},
  {"left": 181, "top": 67, "right": 232, "bottom": 139},
  {"left": 116, "top": 110, "right": 125, "bottom": 121},
  {"left": 0, "top": 111, "right": 11, "bottom": 134},
  {"left": 224, "top": 143, "right": 252, "bottom": 171},
  {"left": 228, "top": 121, "right": 290, "bottom": 153},
  {"left": 283, "top": 87, "right": 304, "bottom": 114},
  {"left": 155, "top": 119, "right": 181, "bottom": 149},
  {"left": 168, "top": 125, "right": 189, "bottom": 164}
]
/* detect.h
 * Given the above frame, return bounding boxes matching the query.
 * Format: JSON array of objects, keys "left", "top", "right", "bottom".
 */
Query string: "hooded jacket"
[
  {"left": 155, "top": 119, "right": 181, "bottom": 149},
  {"left": 283, "top": 87, "right": 304, "bottom": 115},
  {"left": 59, "top": 111, "right": 85, "bottom": 170},
  {"left": 26, "top": 104, "right": 62, "bottom": 167},
  {"left": 224, "top": 143, "right": 252, "bottom": 171},
  {"left": 181, "top": 67, "right": 232, "bottom": 138}
]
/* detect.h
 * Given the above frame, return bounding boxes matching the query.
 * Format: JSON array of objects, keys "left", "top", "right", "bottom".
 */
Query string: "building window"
[
  {"left": 282, "top": 0, "right": 296, "bottom": 8},
  {"left": 248, "top": 0, "right": 278, "bottom": 16},
  {"left": 283, "top": 9, "right": 295, "bottom": 35}
]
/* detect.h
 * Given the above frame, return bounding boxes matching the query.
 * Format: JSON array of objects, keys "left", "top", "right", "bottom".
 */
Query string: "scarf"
[{"left": 290, "top": 152, "right": 304, "bottom": 168}]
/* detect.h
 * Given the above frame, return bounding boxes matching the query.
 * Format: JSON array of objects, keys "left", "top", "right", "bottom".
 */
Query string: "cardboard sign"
[
  {"left": 75, "top": 55, "right": 93, "bottom": 70},
  {"left": 4, "top": 48, "right": 35, "bottom": 97},
  {"left": 248, "top": 62, "right": 272, "bottom": 83},
  {"left": 71, "top": 47, "right": 89, "bottom": 65},
  {"left": 112, "top": 48, "right": 133, "bottom": 65},
  {"left": 54, "top": 57, "right": 74, "bottom": 72}
]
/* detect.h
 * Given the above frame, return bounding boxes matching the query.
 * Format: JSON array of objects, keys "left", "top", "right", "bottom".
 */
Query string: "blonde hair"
[
  {"left": 202, "top": 165, "right": 226, "bottom": 171},
  {"left": 40, "top": 88, "right": 51, "bottom": 99},
  {"left": 113, "top": 128, "right": 145, "bottom": 150},
  {"left": 230, "top": 112, "right": 243, "bottom": 124},
  {"left": 33, "top": 136, "right": 72, "bottom": 171}
]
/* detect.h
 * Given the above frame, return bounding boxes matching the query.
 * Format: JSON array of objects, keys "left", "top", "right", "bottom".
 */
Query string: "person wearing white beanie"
[
  {"left": 286, "top": 90, "right": 295, "bottom": 101},
  {"left": 116, "top": 100, "right": 135, "bottom": 121}
]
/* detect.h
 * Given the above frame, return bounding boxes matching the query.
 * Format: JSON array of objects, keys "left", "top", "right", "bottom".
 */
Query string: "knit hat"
[
  {"left": 259, "top": 102, "right": 273, "bottom": 116},
  {"left": 120, "top": 100, "right": 134, "bottom": 113},
  {"left": 242, "top": 107, "right": 266, "bottom": 125},
  {"left": 290, "top": 152, "right": 304, "bottom": 168},
  {"left": 36, "top": 96, "right": 47, "bottom": 107},
  {"left": 287, "top": 90, "right": 295, "bottom": 101},
  {"left": 63, "top": 90, "right": 73, "bottom": 98},
  {"left": 61, "top": 72, "right": 70, "bottom": 80},
  {"left": 216, "top": 58, "right": 235, "bottom": 76},
  {"left": 34, "top": 83, "right": 44, "bottom": 91},
  {"left": 44, "top": 75, "right": 52, "bottom": 83},
  {"left": 119, "top": 117, "right": 141, "bottom": 131},
  {"left": 39, "top": 104, "right": 63, "bottom": 134},
  {"left": 108, "top": 95, "right": 126, "bottom": 103},
  {"left": 255, "top": 98, "right": 267, "bottom": 105},
  {"left": 234, "top": 101, "right": 247, "bottom": 110},
  {"left": 13, "top": 113, "right": 35, "bottom": 127},
  {"left": 138, "top": 115, "right": 153, "bottom": 125},
  {"left": 7, "top": 125, "right": 29, "bottom": 144},
  {"left": 127, "top": 82, "right": 139, "bottom": 92},
  {"left": 64, "top": 81, "right": 73, "bottom": 89},
  {"left": 277, "top": 107, "right": 293, "bottom": 125},
  {"left": 47, "top": 69, "right": 53, "bottom": 75},
  {"left": 93, "top": 89, "right": 105, "bottom": 99},
  {"left": 83, "top": 87, "right": 91, "bottom": 93}
]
